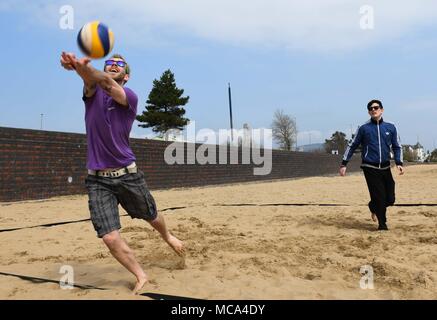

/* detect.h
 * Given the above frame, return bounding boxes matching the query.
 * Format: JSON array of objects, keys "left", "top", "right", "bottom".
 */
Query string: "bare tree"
[{"left": 272, "top": 109, "right": 297, "bottom": 151}]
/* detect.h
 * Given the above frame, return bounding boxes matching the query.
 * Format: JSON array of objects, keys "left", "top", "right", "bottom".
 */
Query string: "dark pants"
[{"left": 362, "top": 167, "right": 395, "bottom": 225}]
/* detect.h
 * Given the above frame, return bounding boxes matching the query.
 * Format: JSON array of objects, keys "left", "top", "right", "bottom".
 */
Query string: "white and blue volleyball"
[{"left": 77, "top": 21, "right": 114, "bottom": 59}]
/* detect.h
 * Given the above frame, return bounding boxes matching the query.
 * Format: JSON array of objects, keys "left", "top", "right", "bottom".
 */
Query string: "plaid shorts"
[{"left": 85, "top": 170, "right": 158, "bottom": 238}]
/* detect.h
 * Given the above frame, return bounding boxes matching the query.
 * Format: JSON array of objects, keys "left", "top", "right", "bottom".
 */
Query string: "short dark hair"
[{"left": 367, "top": 99, "right": 383, "bottom": 110}]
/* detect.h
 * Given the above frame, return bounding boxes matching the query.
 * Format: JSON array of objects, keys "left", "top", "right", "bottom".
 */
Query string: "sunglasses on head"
[
  {"left": 104, "top": 59, "right": 126, "bottom": 68},
  {"left": 368, "top": 106, "right": 381, "bottom": 111}
]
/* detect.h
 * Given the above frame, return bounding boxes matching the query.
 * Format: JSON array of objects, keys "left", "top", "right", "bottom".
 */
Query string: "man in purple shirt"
[{"left": 60, "top": 52, "right": 184, "bottom": 294}]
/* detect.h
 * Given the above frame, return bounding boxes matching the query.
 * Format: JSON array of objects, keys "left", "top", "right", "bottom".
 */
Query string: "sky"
[{"left": 1, "top": 0, "right": 437, "bottom": 151}]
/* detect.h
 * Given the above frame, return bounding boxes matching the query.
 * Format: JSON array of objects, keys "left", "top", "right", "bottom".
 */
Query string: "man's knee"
[
  {"left": 386, "top": 197, "right": 395, "bottom": 207},
  {"left": 369, "top": 197, "right": 386, "bottom": 212},
  {"left": 368, "top": 201, "right": 376, "bottom": 213},
  {"left": 102, "top": 230, "right": 121, "bottom": 248}
]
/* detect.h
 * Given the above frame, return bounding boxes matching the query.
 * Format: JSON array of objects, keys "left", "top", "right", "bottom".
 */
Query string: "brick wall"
[{"left": 0, "top": 127, "right": 361, "bottom": 202}]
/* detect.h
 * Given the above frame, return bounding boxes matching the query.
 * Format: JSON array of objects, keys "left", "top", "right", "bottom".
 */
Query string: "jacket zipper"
[{"left": 377, "top": 120, "right": 382, "bottom": 168}]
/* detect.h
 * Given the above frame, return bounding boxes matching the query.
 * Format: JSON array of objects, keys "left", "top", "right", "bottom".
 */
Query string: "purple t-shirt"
[{"left": 84, "top": 86, "right": 138, "bottom": 170}]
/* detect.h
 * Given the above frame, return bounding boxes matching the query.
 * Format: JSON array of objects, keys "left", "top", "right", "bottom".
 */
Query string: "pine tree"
[
  {"left": 136, "top": 69, "right": 189, "bottom": 136},
  {"left": 324, "top": 131, "right": 348, "bottom": 154}
]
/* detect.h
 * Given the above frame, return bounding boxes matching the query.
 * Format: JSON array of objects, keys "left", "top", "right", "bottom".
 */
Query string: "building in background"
[{"left": 402, "top": 143, "right": 426, "bottom": 162}]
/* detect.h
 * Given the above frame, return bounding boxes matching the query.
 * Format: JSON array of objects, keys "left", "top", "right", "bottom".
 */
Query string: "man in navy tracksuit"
[{"left": 339, "top": 99, "right": 404, "bottom": 230}]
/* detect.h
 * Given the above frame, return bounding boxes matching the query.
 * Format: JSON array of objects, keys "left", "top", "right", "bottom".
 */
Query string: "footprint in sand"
[
  {"left": 420, "top": 211, "right": 437, "bottom": 218},
  {"left": 8, "top": 287, "right": 25, "bottom": 297},
  {"left": 304, "top": 273, "right": 321, "bottom": 281},
  {"left": 129, "top": 242, "right": 145, "bottom": 249},
  {"left": 418, "top": 236, "right": 437, "bottom": 244},
  {"left": 77, "top": 290, "right": 90, "bottom": 296},
  {"left": 139, "top": 252, "right": 186, "bottom": 270},
  {"left": 15, "top": 251, "right": 29, "bottom": 257},
  {"left": 121, "top": 226, "right": 149, "bottom": 233}
]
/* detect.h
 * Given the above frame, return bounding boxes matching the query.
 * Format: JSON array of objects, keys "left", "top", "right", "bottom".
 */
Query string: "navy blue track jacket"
[{"left": 342, "top": 118, "right": 403, "bottom": 169}]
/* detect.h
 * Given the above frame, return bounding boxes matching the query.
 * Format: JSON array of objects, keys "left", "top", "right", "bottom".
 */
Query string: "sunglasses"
[
  {"left": 104, "top": 60, "right": 127, "bottom": 68},
  {"left": 368, "top": 106, "right": 381, "bottom": 111}
]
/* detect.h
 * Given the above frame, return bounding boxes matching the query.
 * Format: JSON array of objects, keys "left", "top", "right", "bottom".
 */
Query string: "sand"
[{"left": 1, "top": 164, "right": 436, "bottom": 300}]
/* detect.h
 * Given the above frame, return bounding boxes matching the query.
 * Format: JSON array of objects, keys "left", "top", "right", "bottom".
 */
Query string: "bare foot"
[
  {"left": 165, "top": 234, "right": 185, "bottom": 256},
  {"left": 132, "top": 274, "right": 148, "bottom": 295},
  {"left": 371, "top": 213, "right": 377, "bottom": 222}
]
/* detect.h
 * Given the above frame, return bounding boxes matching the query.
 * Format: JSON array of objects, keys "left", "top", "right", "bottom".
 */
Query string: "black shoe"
[{"left": 378, "top": 224, "right": 388, "bottom": 231}]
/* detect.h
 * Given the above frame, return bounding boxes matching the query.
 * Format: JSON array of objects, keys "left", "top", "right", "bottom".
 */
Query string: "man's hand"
[
  {"left": 339, "top": 166, "right": 347, "bottom": 176},
  {"left": 60, "top": 52, "right": 77, "bottom": 70},
  {"left": 397, "top": 165, "right": 404, "bottom": 175},
  {"left": 61, "top": 51, "right": 95, "bottom": 84},
  {"left": 74, "top": 56, "right": 92, "bottom": 74},
  {"left": 60, "top": 52, "right": 91, "bottom": 73}
]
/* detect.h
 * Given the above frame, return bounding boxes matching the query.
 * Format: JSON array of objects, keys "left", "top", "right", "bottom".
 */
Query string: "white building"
[{"left": 403, "top": 143, "right": 426, "bottom": 162}]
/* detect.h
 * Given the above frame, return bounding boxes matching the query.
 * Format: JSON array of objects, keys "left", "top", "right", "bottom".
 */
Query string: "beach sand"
[{"left": 1, "top": 164, "right": 436, "bottom": 299}]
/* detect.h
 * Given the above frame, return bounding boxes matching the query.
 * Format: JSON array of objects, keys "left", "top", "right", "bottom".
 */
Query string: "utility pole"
[
  {"left": 40, "top": 113, "right": 44, "bottom": 130},
  {"left": 294, "top": 116, "right": 298, "bottom": 151},
  {"left": 228, "top": 83, "right": 234, "bottom": 143}
]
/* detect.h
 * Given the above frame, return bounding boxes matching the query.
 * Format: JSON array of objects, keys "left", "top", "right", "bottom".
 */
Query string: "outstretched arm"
[
  {"left": 60, "top": 52, "right": 128, "bottom": 107},
  {"left": 60, "top": 52, "right": 96, "bottom": 98}
]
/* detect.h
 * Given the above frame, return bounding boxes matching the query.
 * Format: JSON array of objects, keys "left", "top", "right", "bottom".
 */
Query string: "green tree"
[
  {"left": 136, "top": 69, "right": 189, "bottom": 136},
  {"left": 402, "top": 145, "right": 415, "bottom": 162},
  {"left": 324, "top": 131, "right": 348, "bottom": 154},
  {"left": 427, "top": 149, "right": 437, "bottom": 162}
]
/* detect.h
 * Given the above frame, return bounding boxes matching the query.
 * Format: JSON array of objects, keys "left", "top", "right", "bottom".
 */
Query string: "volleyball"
[{"left": 77, "top": 21, "right": 114, "bottom": 59}]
